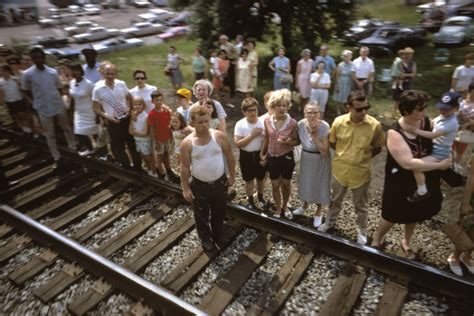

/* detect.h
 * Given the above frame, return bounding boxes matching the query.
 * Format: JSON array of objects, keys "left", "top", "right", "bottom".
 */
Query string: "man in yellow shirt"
[{"left": 318, "top": 90, "right": 385, "bottom": 245}]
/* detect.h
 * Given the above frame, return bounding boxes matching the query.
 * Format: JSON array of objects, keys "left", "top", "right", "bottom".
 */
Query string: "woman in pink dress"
[{"left": 295, "top": 49, "right": 313, "bottom": 111}]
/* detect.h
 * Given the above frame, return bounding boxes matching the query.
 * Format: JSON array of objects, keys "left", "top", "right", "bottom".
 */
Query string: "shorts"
[
  {"left": 5, "top": 99, "right": 28, "bottom": 114},
  {"left": 134, "top": 137, "right": 152, "bottom": 155},
  {"left": 154, "top": 139, "right": 171, "bottom": 155},
  {"left": 239, "top": 149, "right": 266, "bottom": 182},
  {"left": 267, "top": 151, "right": 295, "bottom": 180}
]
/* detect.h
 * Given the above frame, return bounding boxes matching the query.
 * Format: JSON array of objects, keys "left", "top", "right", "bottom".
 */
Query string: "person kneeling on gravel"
[{"left": 180, "top": 105, "right": 235, "bottom": 252}]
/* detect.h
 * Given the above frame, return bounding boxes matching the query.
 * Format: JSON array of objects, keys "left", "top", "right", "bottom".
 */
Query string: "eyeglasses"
[
  {"left": 353, "top": 105, "right": 371, "bottom": 112},
  {"left": 245, "top": 108, "right": 257, "bottom": 112},
  {"left": 305, "top": 111, "right": 319, "bottom": 114},
  {"left": 135, "top": 77, "right": 146, "bottom": 80}
]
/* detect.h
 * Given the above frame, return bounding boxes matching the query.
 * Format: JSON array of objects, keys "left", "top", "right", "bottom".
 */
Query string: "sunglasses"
[
  {"left": 245, "top": 108, "right": 257, "bottom": 112},
  {"left": 353, "top": 105, "right": 371, "bottom": 113},
  {"left": 135, "top": 77, "right": 146, "bottom": 80}
]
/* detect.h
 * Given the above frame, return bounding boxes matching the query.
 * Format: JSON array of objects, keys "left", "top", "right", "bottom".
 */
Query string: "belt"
[
  {"left": 303, "top": 149, "right": 320, "bottom": 154},
  {"left": 192, "top": 174, "right": 225, "bottom": 185},
  {"left": 356, "top": 78, "right": 367, "bottom": 81}
]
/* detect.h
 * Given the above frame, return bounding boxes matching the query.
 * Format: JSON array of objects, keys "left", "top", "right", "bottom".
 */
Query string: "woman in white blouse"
[
  {"left": 310, "top": 60, "right": 331, "bottom": 120},
  {"left": 69, "top": 64, "right": 97, "bottom": 156}
]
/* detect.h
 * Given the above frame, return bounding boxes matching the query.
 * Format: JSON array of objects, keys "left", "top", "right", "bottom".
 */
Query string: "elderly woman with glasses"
[
  {"left": 371, "top": 90, "right": 451, "bottom": 259},
  {"left": 292, "top": 101, "right": 331, "bottom": 228},
  {"left": 129, "top": 69, "right": 157, "bottom": 113}
]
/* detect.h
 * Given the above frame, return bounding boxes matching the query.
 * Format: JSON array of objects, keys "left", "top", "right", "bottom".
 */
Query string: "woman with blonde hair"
[
  {"left": 260, "top": 89, "right": 298, "bottom": 218},
  {"left": 333, "top": 49, "right": 353, "bottom": 115}
]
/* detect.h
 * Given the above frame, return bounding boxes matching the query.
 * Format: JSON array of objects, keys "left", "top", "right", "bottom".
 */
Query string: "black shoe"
[
  {"left": 246, "top": 202, "right": 259, "bottom": 211},
  {"left": 202, "top": 240, "right": 215, "bottom": 252},
  {"left": 157, "top": 173, "right": 166, "bottom": 180},
  {"left": 226, "top": 189, "right": 236, "bottom": 201},
  {"left": 407, "top": 191, "right": 430, "bottom": 203}
]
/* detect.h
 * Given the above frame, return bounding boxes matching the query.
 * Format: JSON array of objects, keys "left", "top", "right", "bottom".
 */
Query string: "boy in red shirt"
[{"left": 148, "top": 91, "right": 179, "bottom": 182}]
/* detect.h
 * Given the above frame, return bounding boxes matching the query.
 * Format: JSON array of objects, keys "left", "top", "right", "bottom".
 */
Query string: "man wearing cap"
[
  {"left": 318, "top": 90, "right": 385, "bottom": 245},
  {"left": 176, "top": 88, "right": 192, "bottom": 122},
  {"left": 401, "top": 91, "right": 461, "bottom": 202},
  {"left": 81, "top": 48, "right": 101, "bottom": 84},
  {"left": 21, "top": 47, "right": 76, "bottom": 168}
]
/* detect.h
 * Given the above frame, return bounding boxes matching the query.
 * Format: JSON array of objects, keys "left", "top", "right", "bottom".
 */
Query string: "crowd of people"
[{"left": 0, "top": 37, "right": 473, "bottom": 276}]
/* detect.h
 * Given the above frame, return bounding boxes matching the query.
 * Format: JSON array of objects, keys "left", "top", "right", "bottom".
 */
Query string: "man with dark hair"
[
  {"left": 180, "top": 105, "right": 235, "bottom": 251},
  {"left": 451, "top": 52, "right": 474, "bottom": 95},
  {"left": 21, "top": 47, "right": 76, "bottom": 168},
  {"left": 81, "top": 48, "right": 101, "bottom": 84},
  {"left": 318, "top": 90, "right": 385, "bottom": 245}
]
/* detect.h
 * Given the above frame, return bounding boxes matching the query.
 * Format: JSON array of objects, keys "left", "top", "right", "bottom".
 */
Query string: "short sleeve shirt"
[
  {"left": 147, "top": 108, "right": 172, "bottom": 142},
  {"left": 82, "top": 62, "right": 101, "bottom": 84},
  {"left": 0, "top": 77, "right": 23, "bottom": 102},
  {"left": 234, "top": 117, "right": 264, "bottom": 152},
  {"left": 351, "top": 57, "right": 375, "bottom": 79},
  {"left": 312, "top": 55, "right": 336, "bottom": 74},
  {"left": 310, "top": 72, "right": 331, "bottom": 87},
  {"left": 130, "top": 84, "right": 157, "bottom": 113},
  {"left": 92, "top": 80, "right": 129, "bottom": 119},
  {"left": 432, "top": 114, "right": 459, "bottom": 159},
  {"left": 329, "top": 113, "right": 385, "bottom": 188},
  {"left": 133, "top": 111, "right": 150, "bottom": 140},
  {"left": 452, "top": 65, "right": 474, "bottom": 92},
  {"left": 21, "top": 65, "right": 64, "bottom": 117}
]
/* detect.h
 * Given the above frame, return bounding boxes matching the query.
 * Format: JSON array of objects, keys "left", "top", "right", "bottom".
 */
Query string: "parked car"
[
  {"left": 131, "top": 0, "right": 151, "bottom": 8},
  {"left": 357, "top": 26, "right": 427, "bottom": 54},
  {"left": 67, "top": 5, "right": 82, "bottom": 14},
  {"left": 64, "top": 21, "right": 99, "bottom": 36},
  {"left": 166, "top": 11, "right": 191, "bottom": 26},
  {"left": 83, "top": 4, "right": 101, "bottom": 15},
  {"left": 44, "top": 47, "right": 81, "bottom": 59},
  {"left": 148, "top": 8, "right": 176, "bottom": 21},
  {"left": 38, "top": 14, "right": 76, "bottom": 27},
  {"left": 73, "top": 26, "right": 119, "bottom": 43},
  {"left": 157, "top": 26, "right": 191, "bottom": 41},
  {"left": 433, "top": 16, "right": 474, "bottom": 46},
  {"left": 416, "top": 0, "right": 445, "bottom": 13},
  {"left": 92, "top": 37, "right": 144, "bottom": 53},
  {"left": 32, "top": 36, "right": 69, "bottom": 48},
  {"left": 120, "top": 22, "right": 166, "bottom": 38},
  {"left": 343, "top": 19, "right": 399, "bottom": 43},
  {"left": 151, "top": 0, "right": 168, "bottom": 7}
]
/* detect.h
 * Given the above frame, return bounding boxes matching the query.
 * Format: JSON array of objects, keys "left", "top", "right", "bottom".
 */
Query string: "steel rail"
[
  {"left": 1, "top": 127, "right": 473, "bottom": 310},
  {"left": 0, "top": 204, "right": 205, "bottom": 315}
]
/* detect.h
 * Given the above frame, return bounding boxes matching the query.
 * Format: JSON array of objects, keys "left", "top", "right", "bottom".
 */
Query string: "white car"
[
  {"left": 64, "top": 21, "right": 98, "bottom": 36},
  {"left": 38, "top": 14, "right": 76, "bottom": 27},
  {"left": 67, "top": 5, "right": 82, "bottom": 14},
  {"left": 73, "top": 26, "right": 119, "bottom": 43},
  {"left": 132, "top": 0, "right": 151, "bottom": 8},
  {"left": 148, "top": 8, "right": 176, "bottom": 21},
  {"left": 92, "top": 37, "right": 144, "bottom": 54},
  {"left": 83, "top": 4, "right": 101, "bottom": 15},
  {"left": 120, "top": 22, "right": 166, "bottom": 38}
]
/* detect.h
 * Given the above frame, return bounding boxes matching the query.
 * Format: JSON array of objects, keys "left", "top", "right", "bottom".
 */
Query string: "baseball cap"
[
  {"left": 435, "top": 91, "right": 462, "bottom": 110},
  {"left": 176, "top": 88, "right": 192, "bottom": 101}
]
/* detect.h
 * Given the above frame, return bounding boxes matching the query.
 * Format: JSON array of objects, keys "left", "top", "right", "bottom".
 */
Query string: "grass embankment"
[{"left": 97, "top": 0, "right": 471, "bottom": 121}]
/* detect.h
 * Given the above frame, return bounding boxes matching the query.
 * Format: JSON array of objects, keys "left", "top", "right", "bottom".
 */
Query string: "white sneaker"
[
  {"left": 313, "top": 216, "right": 322, "bottom": 228},
  {"left": 317, "top": 222, "right": 333, "bottom": 233},
  {"left": 293, "top": 207, "right": 307, "bottom": 215},
  {"left": 357, "top": 231, "right": 367, "bottom": 245},
  {"left": 78, "top": 149, "right": 93, "bottom": 157},
  {"left": 454, "top": 163, "right": 467, "bottom": 176},
  {"left": 448, "top": 258, "right": 463, "bottom": 276}
]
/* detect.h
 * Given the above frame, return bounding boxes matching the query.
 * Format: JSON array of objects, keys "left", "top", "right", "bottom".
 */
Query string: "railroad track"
[{"left": 0, "top": 127, "right": 473, "bottom": 315}]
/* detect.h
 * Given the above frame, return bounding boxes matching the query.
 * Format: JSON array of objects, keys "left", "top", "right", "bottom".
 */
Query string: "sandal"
[
  {"left": 284, "top": 210, "right": 293, "bottom": 220},
  {"left": 400, "top": 240, "right": 417, "bottom": 260}
]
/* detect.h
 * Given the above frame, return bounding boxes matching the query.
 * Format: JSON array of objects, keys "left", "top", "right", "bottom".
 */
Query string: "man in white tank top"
[{"left": 180, "top": 105, "right": 235, "bottom": 251}]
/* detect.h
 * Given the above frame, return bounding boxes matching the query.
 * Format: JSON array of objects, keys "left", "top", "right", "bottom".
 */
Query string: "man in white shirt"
[
  {"left": 451, "top": 52, "right": 474, "bottom": 94},
  {"left": 92, "top": 63, "right": 141, "bottom": 171},
  {"left": 351, "top": 46, "right": 375, "bottom": 96}
]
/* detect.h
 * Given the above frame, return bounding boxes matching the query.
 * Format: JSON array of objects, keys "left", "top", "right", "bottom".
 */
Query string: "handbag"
[
  {"left": 440, "top": 168, "right": 465, "bottom": 188},
  {"left": 164, "top": 66, "right": 172, "bottom": 76},
  {"left": 279, "top": 73, "right": 293, "bottom": 84},
  {"left": 455, "top": 130, "right": 474, "bottom": 144},
  {"left": 293, "top": 145, "right": 302, "bottom": 163}
]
